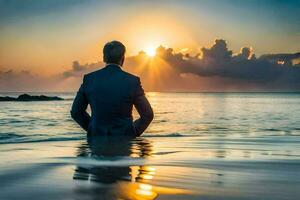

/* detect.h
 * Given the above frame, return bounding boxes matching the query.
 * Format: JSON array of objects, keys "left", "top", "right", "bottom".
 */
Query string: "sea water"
[{"left": 0, "top": 92, "right": 299, "bottom": 200}]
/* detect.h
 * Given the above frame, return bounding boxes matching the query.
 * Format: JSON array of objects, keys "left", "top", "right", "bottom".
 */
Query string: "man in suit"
[{"left": 71, "top": 41, "right": 153, "bottom": 137}]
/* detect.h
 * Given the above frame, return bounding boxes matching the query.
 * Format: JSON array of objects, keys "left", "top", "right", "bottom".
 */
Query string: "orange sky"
[
  {"left": 1, "top": 0, "right": 300, "bottom": 77},
  {"left": 0, "top": 0, "right": 300, "bottom": 92}
]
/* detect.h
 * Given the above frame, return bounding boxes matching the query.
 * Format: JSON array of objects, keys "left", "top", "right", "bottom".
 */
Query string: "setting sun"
[{"left": 144, "top": 46, "right": 156, "bottom": 57}]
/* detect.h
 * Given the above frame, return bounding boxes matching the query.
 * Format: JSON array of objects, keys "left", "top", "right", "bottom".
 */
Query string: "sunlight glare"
[{"left": 145, "top": 46, "right": 156, "bottom": 57}]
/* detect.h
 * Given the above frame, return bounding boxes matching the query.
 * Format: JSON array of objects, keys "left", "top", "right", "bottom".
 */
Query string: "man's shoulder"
[
  {"left": 82, "top": 68, "right": 107, "bottom": 83},
  {"left": 120, "top": 70, "right": 140, "bottom": 81},
  {"left": 84, "top": 69, "right": 102, "bottom": 78}
]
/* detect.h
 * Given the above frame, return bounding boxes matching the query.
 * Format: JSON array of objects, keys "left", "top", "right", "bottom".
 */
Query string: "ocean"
[{"left": 0, "top": 92, "right": 300, "bottom": 200}]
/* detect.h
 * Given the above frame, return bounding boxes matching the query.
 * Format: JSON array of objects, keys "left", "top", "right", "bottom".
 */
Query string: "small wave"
[
  {"left": 7, "top": 119, "right": 23, "bottom": 124},
  {"left": 29, "top": 136, "right": 85, "bottom": 143},
  {"left": 261, "top": 128, "right": 282, "bottom": 132},
  {"left": 209, "top": 126, "right": 230, "bottom": 130},
  {"left": 145, "top": 129, "right": 165, "bottom": 133},
  {"left": 46, "top": 123, "right": 57, "bottom": 126},
  {"left": 155, "top": 111, "right": 174, "bottom": 114},
  {"left": 0, "top": 133, "right": 25, "bottom": 140},
  {"left": 152, "top": 119, "right": 168, "bottom": 123},
  {"left": 0, "top": 136, "right": 85, "bottom": 144},
  {"left": 153, "top": 151, "right": 181, "bottom": 155},
  {"left": 143, "top": 133, "right": 184, "bottom": 137}
]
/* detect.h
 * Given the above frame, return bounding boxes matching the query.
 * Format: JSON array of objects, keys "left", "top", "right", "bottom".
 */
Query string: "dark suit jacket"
[{"left": 71, "top": 64, "right": 153, "bottom": 137}]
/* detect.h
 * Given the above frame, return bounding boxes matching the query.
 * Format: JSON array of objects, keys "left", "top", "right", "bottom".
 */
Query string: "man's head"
[{"left": 103, "top": 41, "right": 126, "bottom": 66}]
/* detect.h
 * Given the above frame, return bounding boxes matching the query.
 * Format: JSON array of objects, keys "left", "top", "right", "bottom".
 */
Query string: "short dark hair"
[{"left": 103, "top": 41, "right": 126, "bottom": 64}]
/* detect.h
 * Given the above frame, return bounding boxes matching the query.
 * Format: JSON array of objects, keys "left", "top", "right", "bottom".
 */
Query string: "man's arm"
[
  {"left": 70, "top": 75, "right": 90, "bottom": 132},
  {"left": 133, "top": 78, "right": 154, "bottom": 136}
]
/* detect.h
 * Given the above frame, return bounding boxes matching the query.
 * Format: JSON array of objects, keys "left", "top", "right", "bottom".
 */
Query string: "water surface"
[{"left": 0, "top": 92, "right": 299, "bottom": 199}]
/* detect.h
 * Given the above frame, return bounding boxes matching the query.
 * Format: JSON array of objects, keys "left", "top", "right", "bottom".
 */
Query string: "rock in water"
[
  {"left": 0, "top": 94, "right": 64, "bottom": 101},
  {"left": 0, "top": 96, "right": 16, "bottom": 101}
]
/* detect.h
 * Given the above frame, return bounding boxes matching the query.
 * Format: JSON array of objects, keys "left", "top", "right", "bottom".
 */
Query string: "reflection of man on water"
[{"left": 73, "top": 137, "right": 157, "bottom": 199}]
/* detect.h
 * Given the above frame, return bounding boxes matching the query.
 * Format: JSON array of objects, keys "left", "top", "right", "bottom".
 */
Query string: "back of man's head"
[{"left": 103, "top": 41, "right": 126, "bottom": 66}]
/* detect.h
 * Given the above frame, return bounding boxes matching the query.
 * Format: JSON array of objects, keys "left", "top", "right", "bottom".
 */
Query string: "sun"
[{"left": 144, "top": 46, "right": 156, "bottom": 57}]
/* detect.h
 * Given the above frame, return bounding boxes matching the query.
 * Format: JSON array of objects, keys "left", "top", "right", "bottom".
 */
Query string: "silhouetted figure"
[{"left": 71, "top": 41, "right": 153, "bottom": 137}]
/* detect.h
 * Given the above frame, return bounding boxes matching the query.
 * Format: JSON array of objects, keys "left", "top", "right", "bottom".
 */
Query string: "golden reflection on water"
[{"left": 73, "top": 137, "right": 159, "bottom": 200}]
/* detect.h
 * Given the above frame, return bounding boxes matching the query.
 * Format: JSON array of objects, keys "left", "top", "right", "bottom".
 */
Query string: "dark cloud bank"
[
  {"left": 1, "top": 39, "right": 300, "bottom": 92},
  {"left": 152, "top": 39, "right": 300, "bottom": 90}
]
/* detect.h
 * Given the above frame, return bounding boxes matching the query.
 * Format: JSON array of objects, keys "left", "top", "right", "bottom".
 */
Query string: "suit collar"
[{"left": 105, "top": 63, "right": 122, "bottom": 70}]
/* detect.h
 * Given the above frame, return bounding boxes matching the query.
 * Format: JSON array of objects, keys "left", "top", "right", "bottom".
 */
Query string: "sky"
[{"left": 0, "top": 0, "right": 300, "bottom": 92}]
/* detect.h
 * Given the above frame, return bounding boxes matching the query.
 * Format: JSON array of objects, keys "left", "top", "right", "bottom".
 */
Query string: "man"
[{"left": 71, "top": 41, "right": 153, "bottom": 137}]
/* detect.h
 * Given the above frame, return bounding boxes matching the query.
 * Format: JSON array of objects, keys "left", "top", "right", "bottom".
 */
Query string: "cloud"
[
  {"left": 1, "top": 39, "right": 300, "bottom": 92},
  {"left": 62, "top": 61, "right": 102, "bottom": 78},
  {"left": 148, "top": 39, "right": 300, "bottom": 90},
  {"left": 0, "top": 70, "right": 53, "bottom": 91}
]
